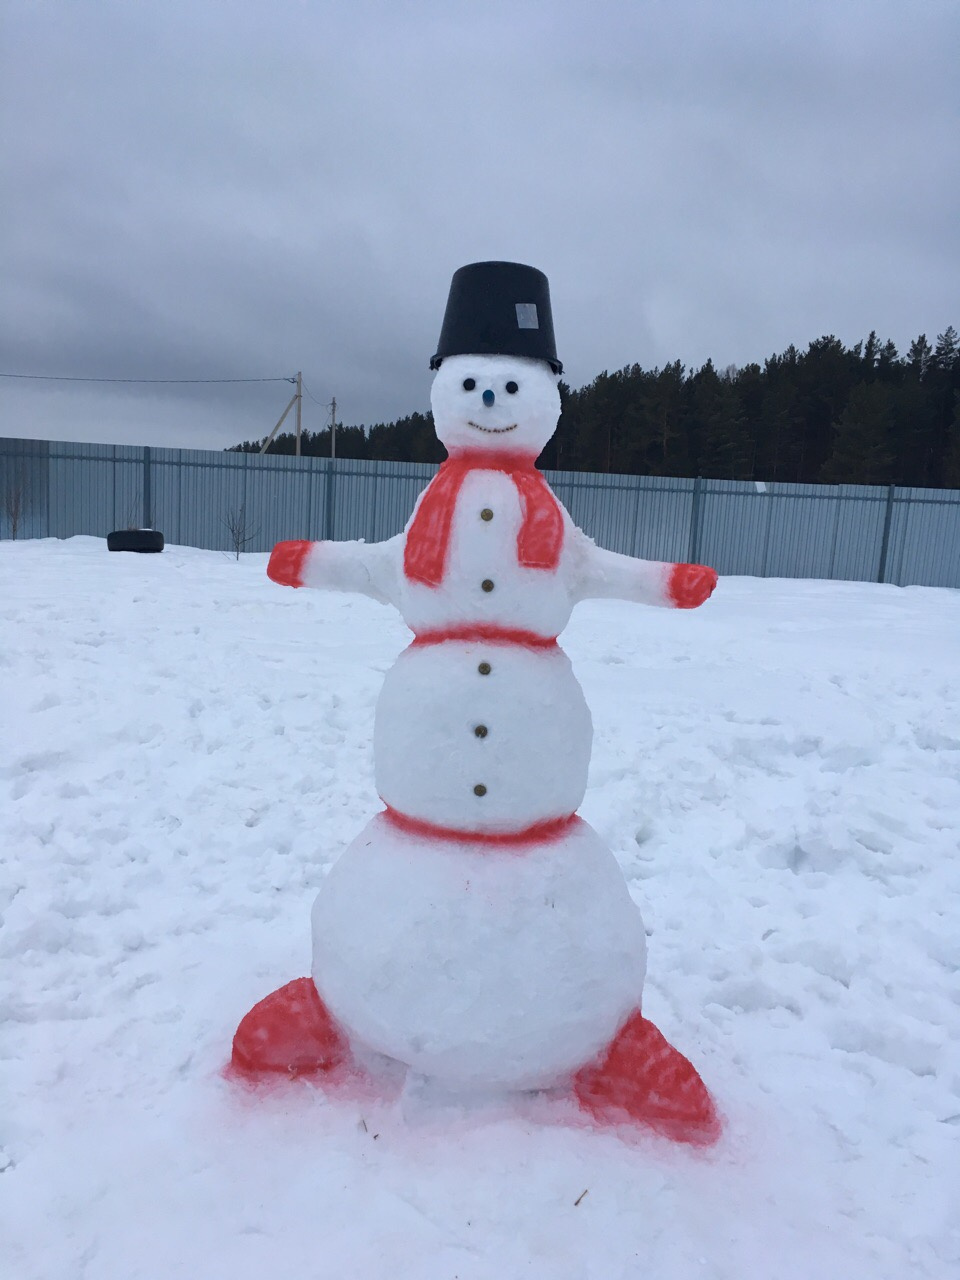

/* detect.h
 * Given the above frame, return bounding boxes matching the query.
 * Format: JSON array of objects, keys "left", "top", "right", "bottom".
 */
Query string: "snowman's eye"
[
  {"left": 462, "top": 378, "right": 476, "bottom": 391},
  {"left": 505, "top": 381, "right": 519, "bottom": 394}
]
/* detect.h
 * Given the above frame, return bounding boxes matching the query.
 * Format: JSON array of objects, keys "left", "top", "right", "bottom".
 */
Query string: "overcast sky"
[{"left": 2, "top": 0, "right": 958, "bottom": 451}]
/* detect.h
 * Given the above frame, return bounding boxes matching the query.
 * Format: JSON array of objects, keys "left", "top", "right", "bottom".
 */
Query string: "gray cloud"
[{"left": 2, "top": 0, "right": 958, "bottom": 450}]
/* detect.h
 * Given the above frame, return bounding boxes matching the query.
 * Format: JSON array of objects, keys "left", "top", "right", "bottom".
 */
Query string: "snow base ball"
[{"left": 232, "top": 262, "right": 720, "bottom": 1144}]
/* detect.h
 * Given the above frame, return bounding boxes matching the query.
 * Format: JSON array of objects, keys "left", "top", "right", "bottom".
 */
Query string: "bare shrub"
[{"left": 222, "top": 502, "right": 260, "bottom": 560}]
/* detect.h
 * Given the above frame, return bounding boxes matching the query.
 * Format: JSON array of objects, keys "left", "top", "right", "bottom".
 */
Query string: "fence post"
[
  {"left": 629, "top": 474, "right": 641, "bottom": 557},
  {"left": 305, "top": 456, "right": 315, "bottom": 539},
  {"left": 325, "top": 457, "right": 336, "bottom": 540},
  {"left": 688, "top": 475, "right": 703, "bottom": 563},
  {"left": 369, "top": 464, "right": 380, "bottom": 543},
  {"left": 876, "top": 484, "right": 896, "bottom": 584},
  {"left": 142, "top": 446, "right": 153, "bottom": 529}
]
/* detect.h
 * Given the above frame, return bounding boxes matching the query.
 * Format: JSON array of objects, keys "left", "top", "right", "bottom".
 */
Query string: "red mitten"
[
  {"left": 267, "top": 539, "right": 313, "bottom": 588},
  {"left": 668, "top": 563, "right": 718, "bottom": 609}
]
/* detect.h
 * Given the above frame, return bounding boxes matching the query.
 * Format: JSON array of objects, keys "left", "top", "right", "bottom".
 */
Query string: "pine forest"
[{"left": 232, "top": 328, "right": 960, "bottom": 489}]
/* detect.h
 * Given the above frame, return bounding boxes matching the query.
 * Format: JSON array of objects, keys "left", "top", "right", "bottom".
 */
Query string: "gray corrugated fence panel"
[
  {"left": 243, "top": 452, "right": 325, "bottom": 549},
  {"left": 3, "top": 437, "right": 960, "bottom": 589},
  {"left": 886, "top": 487, "right": 960, "bottom": 588},
  {"left": 760, "top": 483, "right": 834, "bottom": 580},
  {"left": 584, "top": 473, "right": 642, "bottom": 555},
  {"left": 112, "top": 448, "right": 145, "bottom": 534},
  {"left": 237, "top": 456, "right": 437, "bottom": 550},
  {"left": 48, "top": 441, "right": 145, "bottom": 539},
  {"left": 151, "top": 446, "right": 183, "bottom": 546},
  {"left": 151, "top": 447, "right": 242, "bottom": 552},
  {"left": 756, "top": 482, "right": 886, "bottom": 581},
  {"left": 632, "top": 476, "right": 696, "bottom": 562},
  {"left": 884, "top": 491, "right": 914, "bottom": 587},
  {"left": 698, "top": 480, "right": 770, "bottom": 576},
  {"left": 541, "top": 469, "right": 632, "bottom": 555},
  {"left": 150, "top": 445, "right": 184, "bottom": 546},
  {"left": 697, "top": 480, "right": 892, "bottom": 581},
  {"left": 255, "top": 457, "right": 437, "bottom": 547},
  {"left": 49, "top": 441, "right": 103, "bottom": 537},
  {"left": 827, "top": 483, "right": 888, "bottom": 582},
  {"left": 331, "top": 460, "right": 380, "bottom": 541},
  {"left": 0, "top": 437, "right": 50, "bottom": 539},
  {"left": 369, "top": 461, "right": 437, "bottom": 542},
  {"left": 540, "top": 470, "right": 696, "bottom": 563}
]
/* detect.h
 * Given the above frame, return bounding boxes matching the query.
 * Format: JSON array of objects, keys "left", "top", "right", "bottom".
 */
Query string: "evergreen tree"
[
  {"left": 929, "top": 326, "right": 960, "bottom": 485},
  {"left": 907, "top": 334, "right": 933, "bottom": 380},
  {"left": 686, "top": 361, "right": 754, "bottom": 480},
  {"left": 794, "top": 336, "right": 860, "bottom": 481},
  {"left": 227, "top": 324, "right": 959, "bottom": 488},
  {"left": 934, "top": 326, "right": 958, "bottom": 370},
  {"left": 540, "top": 381, "right": 575, "bottom": 470},
  {"left": 821, "top": 382, "right": 895, "bottom": 485},
  {"left": 943, "top": 401, "right": 960, "bottom": 488},
  {"left": 876, "top": 339, "right": 901, "bottom": 381},
  {"left": 859, "top": 330, "right": 880, "bottom": 379},
  {"left": 642, "top": 362, "right": 687, "bottom": 475}
]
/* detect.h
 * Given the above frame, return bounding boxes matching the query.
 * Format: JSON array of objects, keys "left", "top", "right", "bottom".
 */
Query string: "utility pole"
[
  {"left": 325, "top": 397, "right": 337, "bottom": 541},
  {"left": 258, "top": 376, "right": 299, "bottom": 454},
  {"left": 295, "top": 371, "right": 302, "bottom": 457}
]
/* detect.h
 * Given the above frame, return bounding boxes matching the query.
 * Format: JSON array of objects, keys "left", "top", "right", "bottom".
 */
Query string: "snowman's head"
[{"left": 430, "top": 354, "right": 560, "bottom": 459}]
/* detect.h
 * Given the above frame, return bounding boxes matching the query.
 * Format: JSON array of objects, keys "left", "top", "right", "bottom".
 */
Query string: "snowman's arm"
[
  {"left": 267, "top": 536, "right": 402, "bottom": 607},
  {"left": 570, "top": 530, "right": 717, "bottom": 609}
]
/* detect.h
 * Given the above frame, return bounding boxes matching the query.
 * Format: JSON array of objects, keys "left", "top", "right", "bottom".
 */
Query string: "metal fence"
[{"left": 2, "top": 436, "right": 959, "bottom": 588}]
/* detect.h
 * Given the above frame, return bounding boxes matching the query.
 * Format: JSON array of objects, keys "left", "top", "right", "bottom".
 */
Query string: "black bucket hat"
[{"left": 430, "top": 261, "right": 562, "bottom": 374}]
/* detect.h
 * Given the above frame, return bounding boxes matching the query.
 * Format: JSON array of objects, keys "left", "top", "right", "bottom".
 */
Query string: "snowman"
[{"left": 232, "top": 262, "right": 720, "bottom": 1143}]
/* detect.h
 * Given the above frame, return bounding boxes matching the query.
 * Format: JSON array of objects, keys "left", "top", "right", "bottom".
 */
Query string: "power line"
[
  {"left": 0, "top": 372, "right": 297, "bottom": 385},
  {"left": 301, "top": 378, "right": 331, "bottom": 407}
]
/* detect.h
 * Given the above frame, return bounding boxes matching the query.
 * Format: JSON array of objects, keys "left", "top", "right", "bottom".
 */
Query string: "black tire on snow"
[{"left": 107, "top": 529, "right": 165, "bottom": 553}]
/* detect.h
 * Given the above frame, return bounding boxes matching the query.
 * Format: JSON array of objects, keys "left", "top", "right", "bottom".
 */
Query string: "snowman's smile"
[{"left": 467, "top": 420, "right": 517, "bottom": 434}]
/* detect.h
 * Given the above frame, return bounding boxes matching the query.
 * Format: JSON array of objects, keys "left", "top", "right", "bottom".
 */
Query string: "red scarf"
[{"left": 403, "top": 449, "right": 564, "bottom": 587}]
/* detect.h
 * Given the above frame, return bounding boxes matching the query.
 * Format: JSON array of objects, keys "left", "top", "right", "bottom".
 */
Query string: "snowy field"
[{"left": 2, "top": 536, "right": 959, "bottom": 1280}]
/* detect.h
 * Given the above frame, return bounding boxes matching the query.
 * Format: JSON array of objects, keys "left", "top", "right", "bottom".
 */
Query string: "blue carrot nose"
[{"left": 482, "top": 389, "right": 495, "bottom": 406}]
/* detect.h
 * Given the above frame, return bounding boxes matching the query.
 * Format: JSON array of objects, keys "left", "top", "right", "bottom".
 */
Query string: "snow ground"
[{"left": 2, "top": 536, "right": 958, "bottom": 1280}]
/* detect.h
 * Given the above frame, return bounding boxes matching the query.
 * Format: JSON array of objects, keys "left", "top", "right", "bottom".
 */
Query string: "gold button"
[
  {"left": 478, "top": 661, "right": 491, "bottom": 675},
  {"left": 473, "top": 784, "right": 487, "bottom": 796},
  {"left": 474, "top": 724, "right": 488, "bottom": 738},
  {"left": 480, "top": 508, "right": 494, "bottom": 521},
  {"left": 481, "top": 579, "right": 494, "bottom": 592}
]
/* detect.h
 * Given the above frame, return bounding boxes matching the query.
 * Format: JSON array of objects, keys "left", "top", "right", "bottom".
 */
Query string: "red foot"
[
  {"left": 574, "top": 1011, "right": 721, "bottom": 1145},
  {"left": 232, "top": 977, "right": 349, "bottom": 1077},
  {"left": 668, "top": 562, "right": 718, "bottom": 609},
  {"left": 267, "top": 540, "right": 313, "bottom": 588}
]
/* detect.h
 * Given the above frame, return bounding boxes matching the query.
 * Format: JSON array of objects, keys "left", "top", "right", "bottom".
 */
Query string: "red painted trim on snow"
[
  {"left": 267, "top": 539, "right": 313, "bottom": 589},
  {"left": 381, "top": 806, "right": 579, "bottom": 848},
  {"left": 574, "top": 1008, "right": 722, "bottom": 1145},
  {"left": 667, "top": 562, "right": 718, "bottom": 609},
  {"left": 231, "top": 976, "right": 349, "bottom": 1078},
  {"left": 411, "top": 624, "right": 559, "bottom": 650},
  {"left": 444, "top": 447, "right": 542, "bottom": 467},
  {"left": 403, "top": 451, "right": 564, "bottom": 587}
]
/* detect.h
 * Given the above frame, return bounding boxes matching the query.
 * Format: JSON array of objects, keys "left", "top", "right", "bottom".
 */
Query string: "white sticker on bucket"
[{"left": 516, "top": 303, "right": 539, "bottom": 329}]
